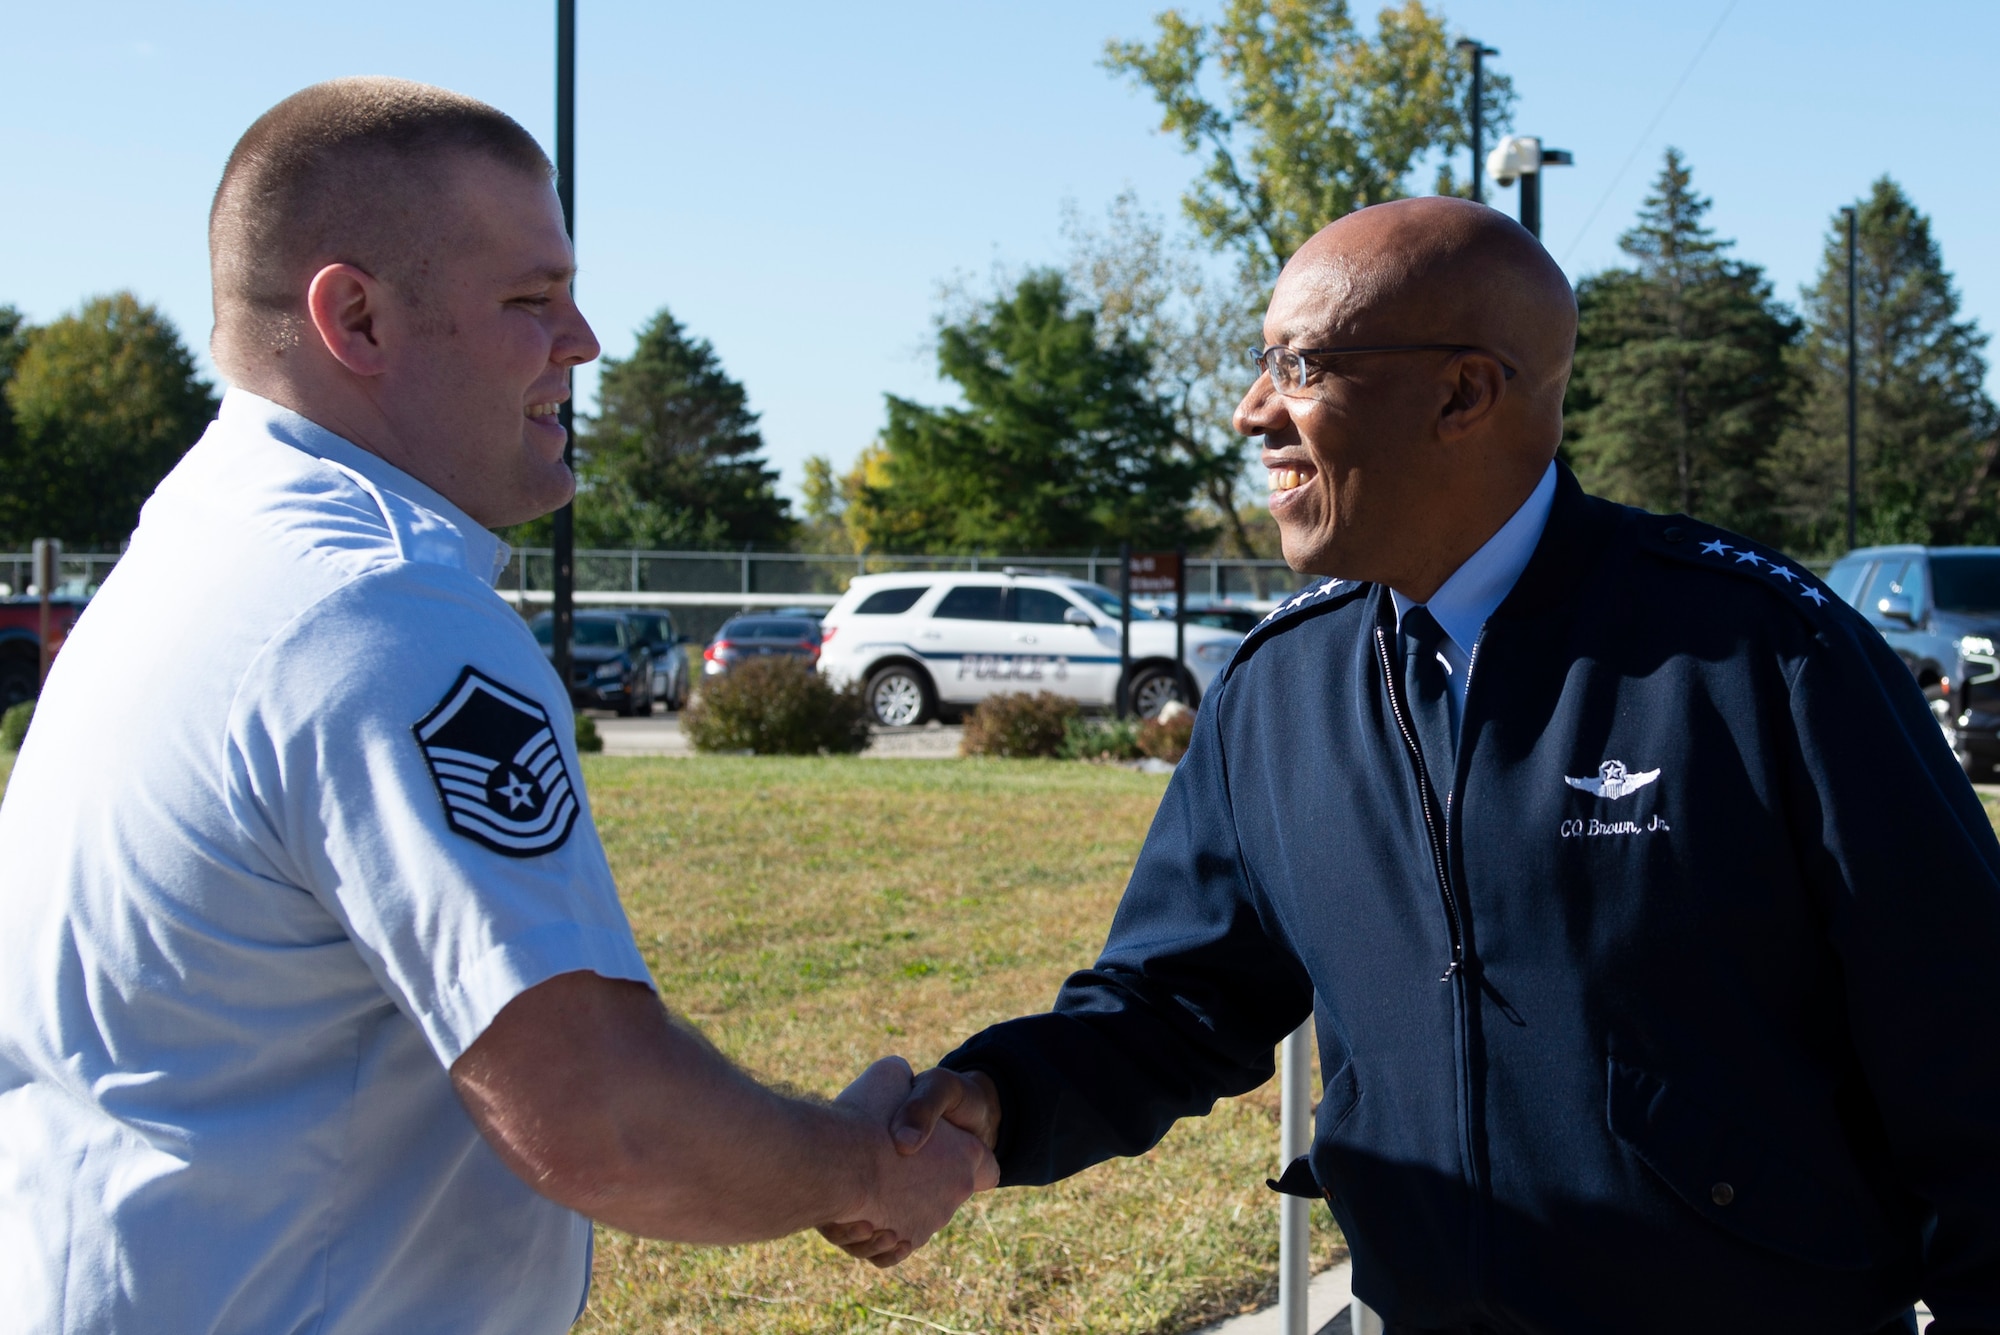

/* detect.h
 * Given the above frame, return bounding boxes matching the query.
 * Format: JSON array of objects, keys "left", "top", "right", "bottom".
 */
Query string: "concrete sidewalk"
[
  {"left": 590, "top": 714, "right": 964, "bottom": 758},
  {"left": 1190, "top": 1262, "right": 1359, "bottom": 1335}
]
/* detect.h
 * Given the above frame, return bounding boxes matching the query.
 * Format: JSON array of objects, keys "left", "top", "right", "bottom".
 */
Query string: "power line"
[{"left": 1558, "top": 0, "right": 1742, "bottom": 266}]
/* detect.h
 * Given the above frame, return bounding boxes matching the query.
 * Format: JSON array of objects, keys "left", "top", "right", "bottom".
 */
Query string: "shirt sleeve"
[
  {"left": 1787, "top": 615, "right": 2000, "bottom": 1329},
  {"left": 225, "top": 564, "right": 654, "bottom": 1068},
  {"left": 942, "top": 682, "right": 1313, "bottom": 1187}
]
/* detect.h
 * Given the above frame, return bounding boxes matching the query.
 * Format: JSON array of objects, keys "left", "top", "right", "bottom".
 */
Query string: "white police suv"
[{"left": 817, "top": 571, "right": 1248, "bottom": 727}]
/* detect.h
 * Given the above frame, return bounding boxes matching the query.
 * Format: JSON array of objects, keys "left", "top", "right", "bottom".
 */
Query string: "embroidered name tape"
[{"left": 414, "top": 666, "right": 579, "bottom": 858}]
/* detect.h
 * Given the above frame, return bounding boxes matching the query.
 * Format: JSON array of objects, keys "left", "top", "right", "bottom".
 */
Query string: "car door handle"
[
  {"left": 1015, "top": 633, "right": 1037, "bottom": 644},
  {"left": 920, "top": 631, "right": 942, "bottom": 640}
]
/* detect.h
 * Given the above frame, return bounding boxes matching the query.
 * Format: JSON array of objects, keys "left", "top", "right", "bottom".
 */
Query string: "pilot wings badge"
[{"left": 1564, "top": 759, "right": 1661, "bottom": 801}]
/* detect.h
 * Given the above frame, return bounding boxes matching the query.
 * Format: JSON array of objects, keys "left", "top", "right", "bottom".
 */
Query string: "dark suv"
[
  {"left": 529, "top": 610, "right": 655, "bottom": 715},
  {"left": 1826, "top": 546, "right": 2000, "bottom": 776}
]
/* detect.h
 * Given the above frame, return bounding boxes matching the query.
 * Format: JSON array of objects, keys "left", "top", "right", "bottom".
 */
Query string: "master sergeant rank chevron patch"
[{"left": 413, "top": 667, "right": 580, "bottom": 858}]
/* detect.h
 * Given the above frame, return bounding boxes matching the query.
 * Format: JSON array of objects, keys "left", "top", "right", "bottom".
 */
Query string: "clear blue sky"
[{"left": 8, "top": 1, "right": 1996, "bottom": 502}]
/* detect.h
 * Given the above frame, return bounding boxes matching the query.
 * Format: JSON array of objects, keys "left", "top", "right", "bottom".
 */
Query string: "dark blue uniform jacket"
[{"left": 942, "top": 469, "right": 2000, "bottom": 1333}]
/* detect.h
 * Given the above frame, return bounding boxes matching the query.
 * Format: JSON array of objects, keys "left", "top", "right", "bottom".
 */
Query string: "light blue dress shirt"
[{"left": 1389, "top": 461, "right": 1558, "bottom": 734}]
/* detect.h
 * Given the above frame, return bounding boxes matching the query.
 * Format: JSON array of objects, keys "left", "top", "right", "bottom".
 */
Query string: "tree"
[
  {"left": 852, "top": 270, "right": 1217, "bottom": 554},
  {"left": 0, "top": 306, "right": 29, "bottom": 467},
  {"left": 571, "top": 307, "right": 792, "bottom": 550},
  {"left": 0, "top": 293, "right": 217, "bottom": 547},
  {"left": 1763, "top": 178, "right": 1999, "bottom": 553},
  {"left": 1564, "top": 150, "right": 1799, "bottom": 540},
  {"left": 1064, "top": 192, "right": 1269, "bottom": 558},
  {"left": 1105, "top": 0, "right": 1512, "bottom": 283}
]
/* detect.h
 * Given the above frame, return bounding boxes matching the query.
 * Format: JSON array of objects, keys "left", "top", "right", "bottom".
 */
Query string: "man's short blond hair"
[{"left": 209, "top": 77, "right": 552, "bottom": 375}]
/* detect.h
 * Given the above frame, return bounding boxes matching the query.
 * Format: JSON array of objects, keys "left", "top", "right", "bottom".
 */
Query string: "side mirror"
[
  {"left": 1063, "top": 606, "right": 1096, "bottom": 627},
  {"left": 1877, "top": 594, "right": 1916, "bottom": 625}
]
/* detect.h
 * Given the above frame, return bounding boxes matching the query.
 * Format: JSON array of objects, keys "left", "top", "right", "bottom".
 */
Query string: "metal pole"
[
  {"left": 1457, "top": 40, "right": 1497, "bottom": 203},
  {"left": 1117, "top": 541, "right": 1131, "bottom": 720},
  {"left": 551, "top": 0, "right": 577, "bottom": 694},
  {"left": 1843, "top": 205, "right": 1858, "bottom": 553},
  {"left": 1174, "top": 546, "right": 1187, "bottom": 703},
  {"left": 1519, "top": 168, "right": 1540, "bottom": 239},
  {"left": 1277, "top": 1020, "right": 1313, "bottom": 1335},
  {"left": 32, "top": 538, "right": 58, "bottom": 687}
]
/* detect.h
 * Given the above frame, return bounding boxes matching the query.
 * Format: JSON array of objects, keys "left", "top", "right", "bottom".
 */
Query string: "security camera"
[{"left": 1486, "top": 135, "right": 1542, "bottom": 188}]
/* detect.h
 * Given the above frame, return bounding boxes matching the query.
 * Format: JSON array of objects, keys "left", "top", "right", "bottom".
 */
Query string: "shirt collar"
[
  {"left": 218, "top": 388, "right": 511, "bottom": 586},
  {"left": 1390, "top": 460, "right": 1558, "bottom": 657}
]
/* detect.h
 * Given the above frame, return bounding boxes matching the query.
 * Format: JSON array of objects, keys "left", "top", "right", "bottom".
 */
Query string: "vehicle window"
[
  {"left": 855, "top": 587, "right": 927, "bottom": 616},
  {"left": 1825, "top": 558, "right": 1872, "bottom": 607},
  {"left": 1897, "top": 560, "right": 1928, "bottom": 614},
  {"left": 1858, "top": 561, "right": 1908, "bottom": 616},
  {"left": 932, "top": 586, "right": 1006, "bottom": 621},
  {"left": 724, "top": 618, "right": 820, "bottom": 639},
  {"left": 1191, "top": 610, "right": 1260, "bottom": 632},
  {"left": 531, "top": 618, "right": 552, "bottom": 645},
  {"left": 573, "top": 619, "right": 626, "bottom": 648},
  {"left": 1013, "top": 587, "right": 1080, "bottom": 624},
  {"left": 1071, "top": 583, "right": 1160, "bottom": 621},
  {"left": 1931, "top": 554, "right": 2000, "bottom": 613}
]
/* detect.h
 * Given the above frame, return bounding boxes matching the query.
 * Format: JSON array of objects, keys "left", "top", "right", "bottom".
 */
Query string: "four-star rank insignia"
[{"left": 414, "top": 667, "right": 579, "bottom": 857}]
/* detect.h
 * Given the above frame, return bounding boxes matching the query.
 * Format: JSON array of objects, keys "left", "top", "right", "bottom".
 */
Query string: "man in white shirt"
[{"left": 0, "top": 77, "right": 991, "bottom": 1335}]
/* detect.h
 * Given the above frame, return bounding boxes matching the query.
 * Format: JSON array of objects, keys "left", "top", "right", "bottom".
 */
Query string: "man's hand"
[
  {"left": 817, "top": 1059, "right": 999, "bottom": 1266},
  {"left": 892, "top": 1065, "right": 1002, "bottom": 1156}
]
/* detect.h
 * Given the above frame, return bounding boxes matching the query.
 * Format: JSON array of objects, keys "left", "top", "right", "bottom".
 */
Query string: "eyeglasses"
[{"left": 1249, "top": 343, "right": 1519, "bottom": 394}]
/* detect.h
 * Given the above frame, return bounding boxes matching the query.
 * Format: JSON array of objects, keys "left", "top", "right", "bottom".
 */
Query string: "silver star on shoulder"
[
  {"left": 498, "top": 772, "right": 540, "bottom": 812},
  {"left": 1700, "top": 540, "right": 1731, "bottom": 556},
  {"left": 1767, "top": 565, "right": 1798, "bottom": 584},
  {"left": 1733, "top": 550, "right": 1765, "bottom": 567},
  {"left": 1801, "top": 586, "right": 1828, "bottom": 606}
]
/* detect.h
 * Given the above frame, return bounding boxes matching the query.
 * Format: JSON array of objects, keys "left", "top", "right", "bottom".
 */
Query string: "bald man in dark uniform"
[{"left": 840, "top": 198, "right": 2000, "bottom": 1333}]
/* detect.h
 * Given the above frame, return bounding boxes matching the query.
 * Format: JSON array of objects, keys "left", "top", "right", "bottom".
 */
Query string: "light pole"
[
  {"left": 552, "top": 0, "right": 577, "bottom": 694},
  {"left": 1456, "top": 38, "right": 1499, "bottom": 203},
  {"left": 1485, "top": 136, "right": 1573, "bottom": 240},
  {"left": 1842, "top": 205, "right": 1858, "bottom": 553}
]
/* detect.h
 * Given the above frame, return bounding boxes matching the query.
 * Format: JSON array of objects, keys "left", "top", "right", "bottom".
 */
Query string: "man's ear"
[
  {"left": 305, "top": 263, "right": 389, "bottom": 377},
  {"left": 1436, "top": 353, "right": 1510, "bottom": 441}
]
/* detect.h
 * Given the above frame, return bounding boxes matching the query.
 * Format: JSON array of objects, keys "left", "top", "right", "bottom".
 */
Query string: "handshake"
[{"left": 816, "top": 1057, "right": 1003, "bottom": 1267}]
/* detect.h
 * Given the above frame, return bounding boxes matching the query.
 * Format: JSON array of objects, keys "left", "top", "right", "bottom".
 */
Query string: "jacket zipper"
[{"left": 1373, "top": 625, "right": 1466, "bottom": 980}]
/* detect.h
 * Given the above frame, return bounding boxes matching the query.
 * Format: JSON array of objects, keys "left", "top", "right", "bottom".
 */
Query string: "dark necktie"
[{"left": 1401, "top": 604, "right": 1457, "bottom": 805}]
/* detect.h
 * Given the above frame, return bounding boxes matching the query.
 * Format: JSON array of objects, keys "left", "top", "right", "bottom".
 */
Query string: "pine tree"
[
  {"left": 1564, "top": 150, "right": 1798, "bottom": 540},
  {"left": 857, "top": 271, "right": 1215, "bottom": 554},
  {"left": 571, "top": 307, "right": 792, "bottom": 550},
  {"left": 1763, "top": 177, "right": 1998, "bottom": 553}
]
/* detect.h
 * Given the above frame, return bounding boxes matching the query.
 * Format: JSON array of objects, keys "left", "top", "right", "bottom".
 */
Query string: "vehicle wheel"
[
  {"left": 634, "top": 681, "right": 654, "bottom": 717},
  {"left": 866, "top": 663, "right": 934, "bottom": 727},
  {"left": 1127, "top": 665, "right": 1188, "bottom": 719},
  {"left": 0, "top": 657, "right": 35, "bottom": 713}
]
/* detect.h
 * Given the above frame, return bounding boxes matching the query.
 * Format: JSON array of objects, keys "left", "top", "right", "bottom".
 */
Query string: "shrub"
[
  {"left": 1138, "top": 700, "right": 1195, "bottom": 764},
  {"left": 1058, "top": 715, "right": 1143, "bottom": 762},
  {"left": 960, "top": 691, "right": 1079, "bottom": 758},
  {"left": 575, "top": 712, "right": 603, "bottom": 754},
  {"left": 0, "top": 701, "right": 32, "bottom": 753},
  {"left": 681, "top": 657, "right": 871, "bottom": 756}
]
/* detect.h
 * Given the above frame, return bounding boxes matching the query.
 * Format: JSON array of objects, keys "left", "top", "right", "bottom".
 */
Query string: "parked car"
[
  {"left": 816, "top": 572, "right": 1246, "bottom": 727},
  {"left": 1826, "top": 545, "right": 2000, "bottom": 776},
  {"left": 702, "top": 615, "right": 825, "bottom": 678},
  {"left": 609, "top": 607, "right": 692, "bottom": 711},
  {"left": 528, "top": 610, "right": 654, "bottom": 715},
  {"left": 0, "top": 596, "right": 88, "bottom": 711},
  {"left": 1136, "top": 599, "right": 1267, "bottom": 634}
]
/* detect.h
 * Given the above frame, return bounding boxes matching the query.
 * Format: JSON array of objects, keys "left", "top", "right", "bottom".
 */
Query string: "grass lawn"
[{"left": 576, "top": 756, "right": 1342, "bottom": 1335}]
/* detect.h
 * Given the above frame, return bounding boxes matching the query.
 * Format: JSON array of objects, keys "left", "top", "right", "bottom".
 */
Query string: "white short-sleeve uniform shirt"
[{"left": 0, "top": 391, "right": 654, "bottom": 1334}]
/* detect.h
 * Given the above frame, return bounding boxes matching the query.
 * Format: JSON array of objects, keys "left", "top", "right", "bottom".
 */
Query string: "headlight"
[
  {"left": 1960, "top": 636, "right": 2000, "bottom": 686},
  {"left": 1194, "top": 641, "right": 1238, "bottom": 664},
  {"left": 594, "top": 661, "right": 624, "bottom": 680}
]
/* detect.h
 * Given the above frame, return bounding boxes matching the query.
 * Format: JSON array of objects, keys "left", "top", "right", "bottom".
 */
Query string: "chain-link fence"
[
  {"left": 0, "top": 552, "right": 123, "bottom": 599},
  {"left": 3, "top": 547, "right": 1312, "bottom": 642}
]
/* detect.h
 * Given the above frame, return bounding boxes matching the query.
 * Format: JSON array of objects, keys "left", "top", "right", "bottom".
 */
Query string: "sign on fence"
[{"left": 1126, "top": 551, "right": 1182, "bottom": 595}]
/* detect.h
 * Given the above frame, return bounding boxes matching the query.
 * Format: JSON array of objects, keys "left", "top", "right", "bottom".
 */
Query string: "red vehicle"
[{"left": 0, "top": 597, "right": 86, "bottom": 711}]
